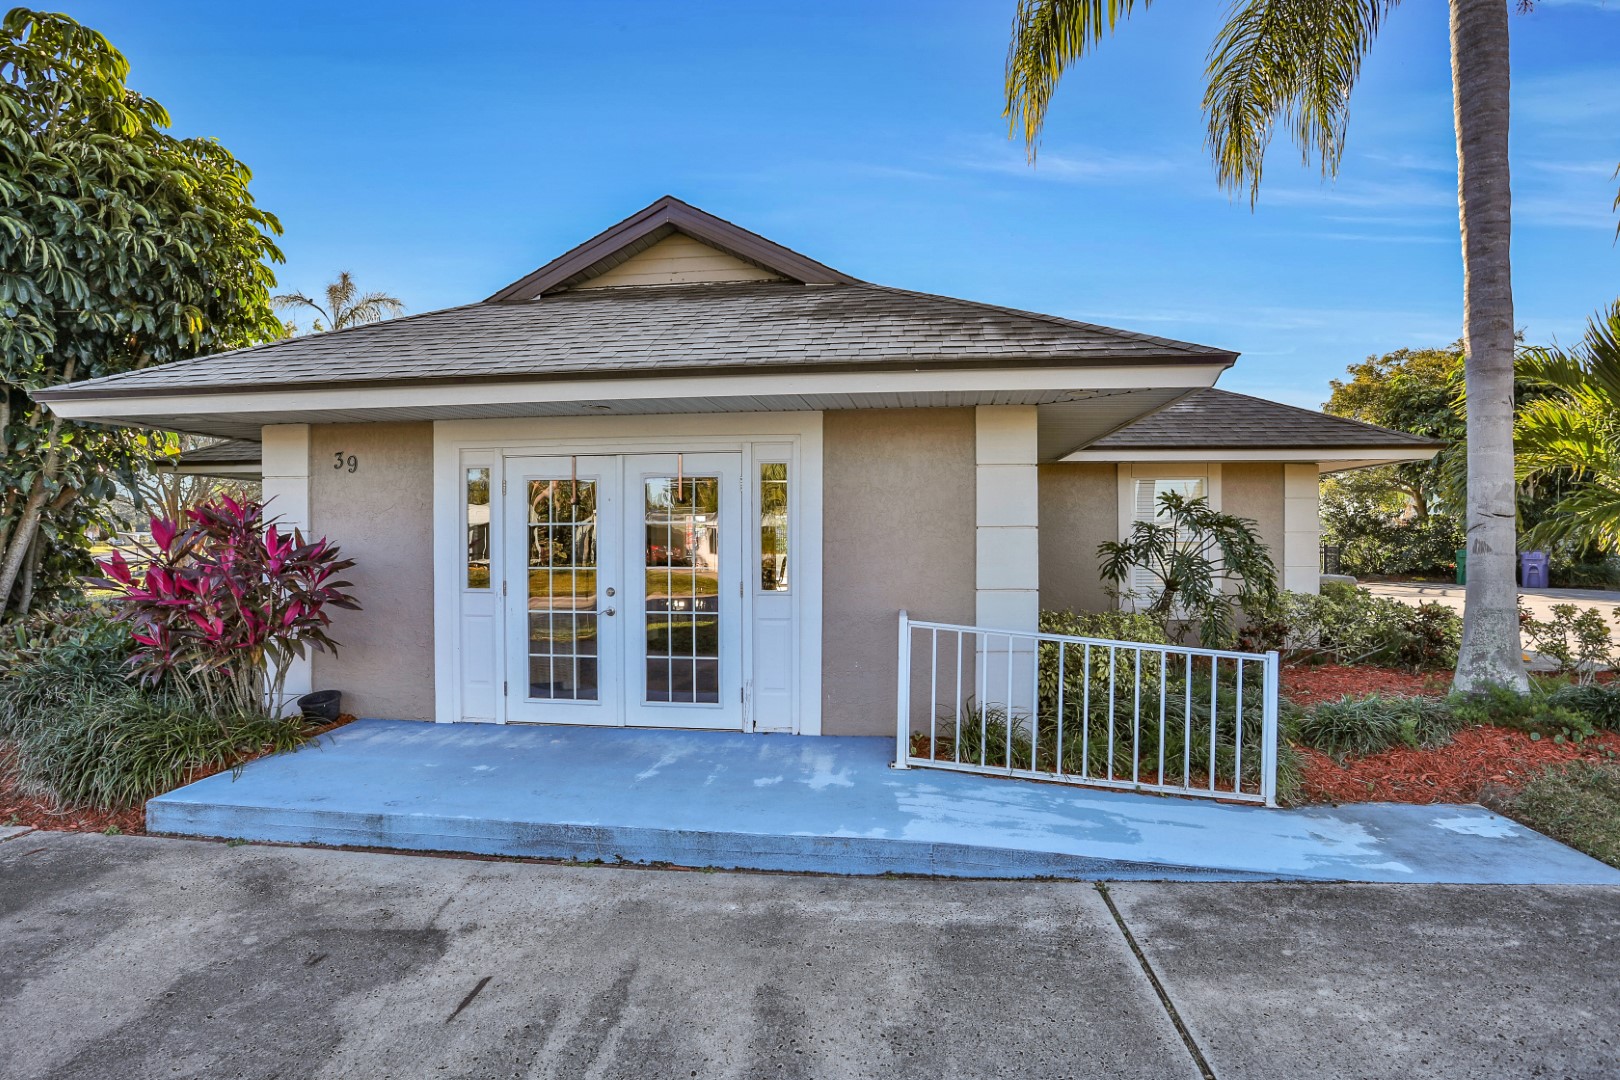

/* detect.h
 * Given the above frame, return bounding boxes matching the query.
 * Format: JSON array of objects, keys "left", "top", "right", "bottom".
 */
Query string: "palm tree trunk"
[{"left": 1450, "top": 0, "right": 1527, "bottom": 692}]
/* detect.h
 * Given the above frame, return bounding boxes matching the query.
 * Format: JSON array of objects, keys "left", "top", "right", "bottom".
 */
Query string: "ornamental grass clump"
[{"left": 90, "top": 496, "right": 360, "bottom": 716}]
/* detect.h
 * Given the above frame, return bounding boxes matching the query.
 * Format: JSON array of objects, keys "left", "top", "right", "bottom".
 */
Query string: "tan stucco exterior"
[
  {"left": 308, "top": 422, "right": 435, "bottom": 720},
  {"left": 1221, "top": 462, "right": 1286, "bottom": 569},
  {"left": 1038, "top": 460, "right": 1297, "bottom": 616},
  {"left": 1037, "top": 462, "right": 1117, "bottom": 614},
  {"left": 821, "top": 408, "right": 977, "bottom": 736}
]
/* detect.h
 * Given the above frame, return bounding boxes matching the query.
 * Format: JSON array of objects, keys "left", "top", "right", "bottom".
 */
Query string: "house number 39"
[{"left": 333, "top": 452, "right": 359, "bottom": 473}]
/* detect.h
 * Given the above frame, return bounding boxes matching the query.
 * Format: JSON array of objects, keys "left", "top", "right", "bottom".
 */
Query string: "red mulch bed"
[
  {"left": 0, "top": 714, "right": 353, "bottom": 836},
  {"left": 1298, "top": 727, "right": 1620, "bottom": 805},
  {"left": 1282, "top": 662, "right": 1449, "bottom": 705}
]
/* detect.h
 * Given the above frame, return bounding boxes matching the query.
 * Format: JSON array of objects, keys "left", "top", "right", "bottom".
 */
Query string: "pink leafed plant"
[{"left": 89, "top": 496, "right": 360, "bottom": 717}]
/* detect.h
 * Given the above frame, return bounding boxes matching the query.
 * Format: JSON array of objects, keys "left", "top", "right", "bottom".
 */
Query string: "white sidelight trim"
[
  {"left": 975, "top": 406, "right": 1040, "bottom": 632},
  {"left": 260, "top": 424, "right": 311, "bottom": 714},
  {"left": 432, "top": 412, "right": 823, "bottom": 734},
  {"left": 1282, "top": 463, "right": 1322, "bottom": 595}
]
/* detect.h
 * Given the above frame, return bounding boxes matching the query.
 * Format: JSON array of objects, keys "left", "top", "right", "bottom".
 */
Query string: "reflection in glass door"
[
  {"left": 643, "top": 475, "right": 721, "bottom": 704},
  {"left": 527, "top": 478, "right": 599, "bottom": 701},
  {"left": 504, "top": 456, "right": 620, "bottom": 725},
  {"left": 624, "top": 453, "right": 742, "bottom": 729}
]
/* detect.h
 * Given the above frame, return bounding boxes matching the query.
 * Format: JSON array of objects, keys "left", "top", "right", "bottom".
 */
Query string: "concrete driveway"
[
  {"left": 1362, "top": 579, "right": 1620, "bottom": 623},
  {"left": 3, "top": 833, "right": 1618, "bottom": 1080}
]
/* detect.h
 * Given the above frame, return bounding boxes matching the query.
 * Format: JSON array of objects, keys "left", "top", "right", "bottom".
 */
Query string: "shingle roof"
[
  {"left": 37, "top": 281, "right": 1235, "bottom": 402},
  {"left": 1085, "top": 388, "right": 1443, "bottom": 450},
  {"left": 173, "top": 439, "right": 262, "bottom": 464}
]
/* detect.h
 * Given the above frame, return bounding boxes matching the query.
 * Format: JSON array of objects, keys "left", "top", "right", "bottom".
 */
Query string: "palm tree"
[
  {"left": 273, "top": 271, "right": 404, "bottom": 334},
  {"left": 1006, "top": 0, "right": 1526, "bottom": 691},
  {"left": 1515, "top": 301, "right": 1620, "bottom": 554}
]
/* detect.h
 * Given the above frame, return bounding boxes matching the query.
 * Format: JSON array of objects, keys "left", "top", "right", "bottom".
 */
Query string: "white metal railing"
[{"left": 894, "top": 611, "right": 1280, "bottom": 806}]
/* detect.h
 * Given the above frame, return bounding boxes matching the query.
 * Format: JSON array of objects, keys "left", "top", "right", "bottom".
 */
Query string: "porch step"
[{"left": 146, "top": 720, "right": 1620, "bottom": 885}]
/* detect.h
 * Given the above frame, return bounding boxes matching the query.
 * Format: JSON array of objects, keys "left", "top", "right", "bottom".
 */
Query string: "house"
[{"left": 37, "top": 197, "right": 1439, "bottom": 737}]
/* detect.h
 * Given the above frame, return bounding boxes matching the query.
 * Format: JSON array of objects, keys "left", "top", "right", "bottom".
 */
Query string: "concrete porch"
[{"left": 147, "top": 719, "right": 1620, "bottom": 883}]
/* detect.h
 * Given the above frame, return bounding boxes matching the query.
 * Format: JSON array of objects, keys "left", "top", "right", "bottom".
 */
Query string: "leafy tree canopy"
[{"left": 0, "top": 6, "right": 283, "bottom": 619}]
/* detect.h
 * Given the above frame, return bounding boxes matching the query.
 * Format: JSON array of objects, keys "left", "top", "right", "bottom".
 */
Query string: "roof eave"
[
  {"left": 1060, "top": 445, "right": 1441, "bottom": 464},
  {"left": 35, "top": 351, "right": 1235, "bottom": 405}
]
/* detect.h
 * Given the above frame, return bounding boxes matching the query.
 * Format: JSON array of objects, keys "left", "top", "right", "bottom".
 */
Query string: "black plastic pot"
[{"left": 297, "top": 689, "right": 342, "bottom": 723}]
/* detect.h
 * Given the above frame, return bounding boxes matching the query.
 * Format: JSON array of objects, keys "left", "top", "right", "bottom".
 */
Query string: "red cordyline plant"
[{"left": 89, "top": 496, "right": 360, "bottom": 717}]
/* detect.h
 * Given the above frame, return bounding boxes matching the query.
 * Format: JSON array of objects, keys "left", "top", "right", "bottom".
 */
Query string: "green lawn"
[{"left": 1500, "top": 760, "right": 1620, "bottom": 869}]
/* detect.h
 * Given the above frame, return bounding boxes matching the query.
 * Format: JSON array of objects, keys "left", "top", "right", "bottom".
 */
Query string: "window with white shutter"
[{"left": 1129, "top": 477, "right": 1206, "bottom": 601}]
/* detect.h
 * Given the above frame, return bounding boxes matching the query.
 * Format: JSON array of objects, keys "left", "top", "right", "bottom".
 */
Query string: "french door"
[{"left": 504, "top": 453, "right": 743, "bottom": 729}]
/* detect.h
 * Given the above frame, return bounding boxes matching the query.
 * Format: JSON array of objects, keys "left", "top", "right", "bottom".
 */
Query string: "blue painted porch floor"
[{"left": 148, "top": 719, "right": 1620, "bottom": 883}]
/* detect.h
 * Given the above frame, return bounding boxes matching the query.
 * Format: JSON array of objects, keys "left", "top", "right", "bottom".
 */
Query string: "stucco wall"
[
  {"left": 1221, "top": 463, "right": 1286, "bottom": 575},
  {"left": 307, "top": 423, "right": 435, "bottom": 720},
  {"left": 821, "top": 408, "right": 976, "bottom": 736},
  {"left": 1037, "top": 462, "right": 1117, "bottom": 614}
]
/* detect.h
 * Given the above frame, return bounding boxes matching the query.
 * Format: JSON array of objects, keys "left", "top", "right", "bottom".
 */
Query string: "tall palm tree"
[
  {"left": 273, "top": 271, "right": 404, "bottom": 334},
  {"left": 1515, "top": 301, "right": 1620, "bottom": 554},
  {"left": 1006, "top": 0, "right": 1527, "bottom": 690}
]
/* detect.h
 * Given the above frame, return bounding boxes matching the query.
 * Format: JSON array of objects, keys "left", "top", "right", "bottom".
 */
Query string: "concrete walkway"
[
  {"left": 147, "top": 719, "right": 1620, "bottom": 884},
  {"left": 3, "top": 832, "right": 1617, "bottom": 1079}
]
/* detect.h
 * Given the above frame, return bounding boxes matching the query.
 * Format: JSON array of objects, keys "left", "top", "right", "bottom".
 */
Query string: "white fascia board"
[
  {"left": 40, "top": 363, "right": 1226, "bottom": 423},
  {"left": 1062, "top": 446, "right": 1439, "bottom": 465},
  {"left": 161, "top": 462, "right": 262, "bottom": 478}
]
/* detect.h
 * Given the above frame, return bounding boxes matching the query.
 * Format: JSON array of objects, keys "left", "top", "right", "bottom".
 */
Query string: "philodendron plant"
[
  {"left": 91, "top": 497, "right": 359, "bottom": 717},
  {"left": 1098, "top": 491, "right": 1277, "bottom": 648}
]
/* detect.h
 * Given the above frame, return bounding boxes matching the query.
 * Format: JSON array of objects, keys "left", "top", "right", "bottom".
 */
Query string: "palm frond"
[
  {"left": 325, "top": 271, "right": 357, "bottom": 322},
  {"left": 335, "top": 292, "right": 405, "bottom": 329},
  {"left": 1203, "top": 0, "right": 1397, "bottom": 205},
  {"left": 1004, "top": 0, "right": 1150, "bottom": 157},
  {"left": 1515, "top": 394, "right": 1615, "bottom": 482}
]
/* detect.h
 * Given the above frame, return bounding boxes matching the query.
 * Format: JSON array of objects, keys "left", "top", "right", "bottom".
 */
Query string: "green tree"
[
  {"left": 0, "top": 7, "right": 282, "bottom": 620},
  {"left": 1005, "top": 0, "right": 1527, "bottom": 691},
  {"left": 273, "top": 271, "right": 403, "bottom": 334},
  {"left": 1326, "top": 345, "right": 1465, "bottom": 522},
  {"left": 1515, "top": 301, "right": 1620, "bottom": 554}
]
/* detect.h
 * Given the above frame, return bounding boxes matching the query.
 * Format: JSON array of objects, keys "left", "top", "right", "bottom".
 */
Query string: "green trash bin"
[{"left": 1455, "top": 548, "right": 1468, "bottom": 585}]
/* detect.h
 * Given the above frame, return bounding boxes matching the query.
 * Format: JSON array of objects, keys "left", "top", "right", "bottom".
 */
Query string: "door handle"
[{"left": 603, "top": 607, "right": 616, "bottom": 617}]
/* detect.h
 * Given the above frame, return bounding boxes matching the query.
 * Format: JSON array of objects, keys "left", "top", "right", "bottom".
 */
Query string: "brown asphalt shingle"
[
  {"left": 37, "top": 281, "right": 1234, "bottom": 401},
  {"left": 1083, "top": 388, "right": 1443, "bottom": 450}
]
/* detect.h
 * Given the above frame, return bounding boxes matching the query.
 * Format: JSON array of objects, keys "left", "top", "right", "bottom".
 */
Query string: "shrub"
[
  {"left": 92, "top": 497, "right": 359, "bottom": 714},
  {"left": 1544, "top": 683, "right": 1620, "bottom": 732},
  {"left": 1292, "top": 695, "right": 1465, "bottom": 758},
  {"left": 1502, "top": 761, "right": 1620, "bottom": 869},
  {"left": 1551, "top": 558, "right": 1620, "bottom": 590},
  {"left": 1518, "top": 603, "right": 1616, "bottom": 685},
  {"left": 1447, "top": 684, "right": 1595, "bottom": 743},
  {"left": 1323, "top": 511, "right": 1464, "bottom": 579},
  {"left": 1245, "top": 582, "right": 1461, "bottom": 671},
  {"left": 4, "top": 681, "right": 307, "bottom": 810},
  {"left": 0, "top": 603, "right": 132, "bottom": 738}
]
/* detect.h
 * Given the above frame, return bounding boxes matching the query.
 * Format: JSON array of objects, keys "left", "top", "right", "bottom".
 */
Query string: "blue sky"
[{"left": 60, "top": 1, "right": 1620, "bottom": 407}]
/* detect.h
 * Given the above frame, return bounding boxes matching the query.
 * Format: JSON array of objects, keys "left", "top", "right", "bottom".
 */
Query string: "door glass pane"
[
  {"left": 466, "top": 468, "right": 490, "bottom": 589},
  {"left": 644, "top": 476, "right": 720, "bottom": 704},
  {"left": 527, "top": 479, "right": 598, "bottom": 701},
  {"left": 760, "top": 462, "right": 788, "bottom": 591}
]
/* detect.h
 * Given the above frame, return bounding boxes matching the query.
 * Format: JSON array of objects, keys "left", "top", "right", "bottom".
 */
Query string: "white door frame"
[{"left": 432, "top": 413, "right": 824, "bottom": 733}]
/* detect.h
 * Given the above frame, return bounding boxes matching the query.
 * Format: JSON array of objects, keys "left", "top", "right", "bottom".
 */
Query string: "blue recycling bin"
[{"left": 1520, "top": 550, "right": 1549, "bottom": 589}]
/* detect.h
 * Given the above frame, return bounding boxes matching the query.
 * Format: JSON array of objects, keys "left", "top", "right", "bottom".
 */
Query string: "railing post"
[
  {"left": 893, "top": 609, "right": 911, "bottom": 769},
  {"left": 1261, "top": 649, "right": 1280, "bottom": 807}
]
